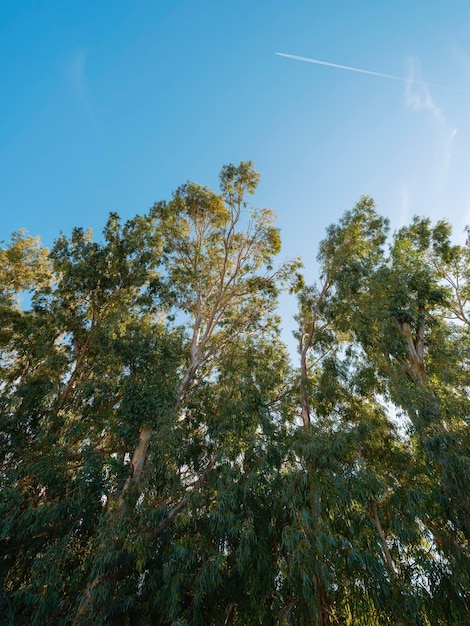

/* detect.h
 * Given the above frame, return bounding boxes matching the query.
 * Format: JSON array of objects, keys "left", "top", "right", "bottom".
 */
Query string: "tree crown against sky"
[{"left": 1, "top": 162, "right": 470, "bottom": 625}]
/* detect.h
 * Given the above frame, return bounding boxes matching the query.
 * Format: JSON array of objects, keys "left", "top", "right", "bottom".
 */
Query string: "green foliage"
[{"left": 1, "top": 166, "right": 469, "bottom": 624}]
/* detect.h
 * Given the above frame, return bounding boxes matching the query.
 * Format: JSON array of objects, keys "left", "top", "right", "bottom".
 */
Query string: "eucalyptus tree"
[
  {"left": 0, "top": 162, "right": 297, "bottom": 625},
  {"left": 291, "top": 200, "right": 470, "bottom": 624},
  {"left": 71, "top": 161, "right": 297, "bottom": 624},
  {"left": 280, "top": 199, "right": 402, "bottom": 624},
  {"left": 3, "top": 174, "right": 470, "bottom": 625}
]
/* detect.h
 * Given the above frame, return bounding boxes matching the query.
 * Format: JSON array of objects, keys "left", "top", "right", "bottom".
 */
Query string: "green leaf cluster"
[{"left": 1, "top": 167, "right": 470, "bottom": 625}]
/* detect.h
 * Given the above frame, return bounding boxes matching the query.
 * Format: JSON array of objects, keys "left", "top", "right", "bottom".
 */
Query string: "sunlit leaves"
[{"left": 2, "top": 168, "right": 470, "bottom": 624}]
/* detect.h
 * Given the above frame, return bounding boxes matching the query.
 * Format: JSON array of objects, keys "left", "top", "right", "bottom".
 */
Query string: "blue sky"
[{"left": 2, "top": 1, "right": 470, "bottom": 349}]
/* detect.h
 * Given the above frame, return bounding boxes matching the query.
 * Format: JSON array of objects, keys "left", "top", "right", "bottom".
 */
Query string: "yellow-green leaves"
[{"left": 0, "top": 230, "right": 51, "bottom": 303}]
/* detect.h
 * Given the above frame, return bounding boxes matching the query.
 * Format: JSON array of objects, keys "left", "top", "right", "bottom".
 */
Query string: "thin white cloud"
[
  {"left": 403, "top": 58, "right": 458, "bottom": 218},
  {"left": 65, "top": 50, "right": 102, "bottom": 131},
  {"left": 404, "top": 58, "right": 454, "bottom": 131},
  {"left": 405, "top": 59, "right": 457, "bottom": 140}
]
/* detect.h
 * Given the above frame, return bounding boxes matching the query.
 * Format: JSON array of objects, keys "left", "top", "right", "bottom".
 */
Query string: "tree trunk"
[{"left": 372, "top": 501, "right": 397, "bottom": 575}]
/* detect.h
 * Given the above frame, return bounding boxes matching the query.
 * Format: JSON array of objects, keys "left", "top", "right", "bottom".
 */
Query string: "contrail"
[{"left": 275, "top": 52, "right": 450, "bottom": 90}]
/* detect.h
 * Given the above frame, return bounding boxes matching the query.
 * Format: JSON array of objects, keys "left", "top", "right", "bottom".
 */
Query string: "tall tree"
[
  {"left": 0, "top": 162, "right": 295, "bottom": 624},
  {"left": 3, "top": 178, "right": 470, "bottom": 625},
  {"left": 300, "top": 202, "right": 470, "bottom": 624}
]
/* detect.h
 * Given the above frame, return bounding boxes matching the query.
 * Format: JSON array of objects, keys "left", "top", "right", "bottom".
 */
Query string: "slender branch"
[
  {"left": 157, "top": 454, "right": 217, "bottom": 534},
  {"left": 371, "top": 501, "right": 397, "bottom": 575}
]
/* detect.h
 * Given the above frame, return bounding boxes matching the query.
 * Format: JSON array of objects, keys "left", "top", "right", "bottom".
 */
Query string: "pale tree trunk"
[
  {"left": 394, "top": 319, "right": 427, "bottom": 386},
  {"left": 298, "top": 278, "right": 335, "bottom": 625},
  {"left": 300, "top": 342, "right": 311, "bottom": 427},
  {"left": 372, "top": 501, "right": 397, "bottom": 575},
  {"left": 119, "top": 424, "right": 153, "bottom": 496},
  {"left": 299, "top": 279, "right": 330, "bottom": 427}
]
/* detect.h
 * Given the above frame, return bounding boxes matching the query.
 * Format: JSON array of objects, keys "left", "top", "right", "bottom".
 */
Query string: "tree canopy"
[{"left": 1, "top": 163, "right": 469, "bottom": 625}]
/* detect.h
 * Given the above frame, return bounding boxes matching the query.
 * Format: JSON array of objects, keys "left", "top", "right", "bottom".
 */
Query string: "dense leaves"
[{"left": 1, "top": 168, "right": 469, "bottom": 624}]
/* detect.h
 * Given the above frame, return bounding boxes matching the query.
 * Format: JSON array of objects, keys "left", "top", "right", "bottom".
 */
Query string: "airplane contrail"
[{"left": 275, "top": 52, "right": 450, "bottom": 90}]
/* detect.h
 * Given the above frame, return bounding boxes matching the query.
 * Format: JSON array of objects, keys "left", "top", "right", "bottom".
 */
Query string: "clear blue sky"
[{"left": 2, "top": 1, "right": 470, "bottom": 349}]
